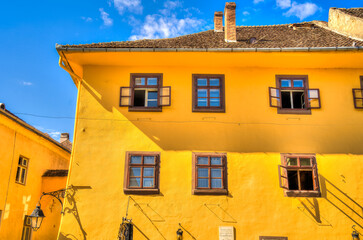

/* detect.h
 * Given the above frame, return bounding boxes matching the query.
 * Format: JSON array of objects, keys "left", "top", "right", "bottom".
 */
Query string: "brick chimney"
[
  {"left": 60, "top": 133, "right": 69, "bottom": 143},
  {"left": 214, "top": 11, "right": 223, "bottom": 32},
  {"left": 224, "top": 2, "right": 237, "bottom": 42}
]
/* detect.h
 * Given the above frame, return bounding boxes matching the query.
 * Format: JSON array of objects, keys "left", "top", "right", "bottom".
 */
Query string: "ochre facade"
[
  {"left": 58, "top": 51, "right": 363, "bottom": 240},
  {"left": 0, "top": 110, "right": 70, "bottom": 239}
]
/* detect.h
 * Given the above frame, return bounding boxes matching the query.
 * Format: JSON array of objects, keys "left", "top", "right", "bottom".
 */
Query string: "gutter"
[{"left": 56, "top": 45, "right": 363, "bottom": 53}]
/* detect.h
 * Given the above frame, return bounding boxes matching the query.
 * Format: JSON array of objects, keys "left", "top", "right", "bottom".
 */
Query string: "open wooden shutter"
[
  {"left": 120, "top": 87, "right": 132, "bottom": 107},
  {"left": 159, "top": 86, "right": 171, "bottom": 106},
  {"left": 269, "top": 87, "right": 281, "bottom": 108},
  {"left": 312, "top": 162, "right": 319, "bottom": 191},
  {"left": 278, "top": 165, "right": 289, "bottom": 189},
  {"left": 352, "top": 88, "right": 363, "bottom": 109},
  {"left": 307, "top": 89, "right": 321, "bottom": 109}
]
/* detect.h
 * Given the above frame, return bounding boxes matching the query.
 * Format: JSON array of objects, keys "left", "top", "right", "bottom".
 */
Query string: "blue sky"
[{"left": 0, "top": 0, "right": 360, "bottom": 141}]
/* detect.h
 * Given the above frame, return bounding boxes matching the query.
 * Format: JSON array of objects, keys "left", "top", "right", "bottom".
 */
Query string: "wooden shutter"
[
  {"left": 352, "top": 88, "right": 363, "bottom": 109},
  {"left": 312, "top": 163, "right": 319, "bottom": 191},
  {"left": 307, "top": 89, "right": 321, "bottom": 109},
  {"left": 269, "top": 87, "right": 281, "bottom": 108},
  {"left": 120, "top": 87, "right": 132, "bottom": 107},
  {"left": 278, "top": 165, "right": 289, "bottom": 189},
  {"left": 159, "top": 86, "right": 171, "bottom": 106}
]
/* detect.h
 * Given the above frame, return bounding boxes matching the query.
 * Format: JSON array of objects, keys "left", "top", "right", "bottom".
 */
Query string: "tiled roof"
[
  {"left": 42, "top": 169, "right": 68, "bottom": 177},
  {"left": 338, "top": 8, "right": 363, "bottom": 19},
  {"left": 60, "top": 22, "right": 363, "bottom": 49}
]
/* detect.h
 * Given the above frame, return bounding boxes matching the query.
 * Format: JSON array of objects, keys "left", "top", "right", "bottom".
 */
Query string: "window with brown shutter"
[
  {"left": 278, "top": 153, "right": 320, "bottom": 197},
  {"left": 352, "top": 76, "right": 363, "bottom": 109},
  {"left": 269, "top": 75, "right": 321, "bottom": 114},
  {"left": 192, "top": 153, "right": 227, "bottom": 195},
  {"left": 119, "top": 74, "right": 171, "bottom": 112},
  {"left": 21, "top": 215, "right": 32, "bottom": 240},
  {"left": 15, "top": 156, "right": 29, "bottom": 185},
  {"left": 123, "top": 152, "right": 160, "bottom": 194},
  {"left": 192, "top": 74, "right": 225, "bottom": 112}
]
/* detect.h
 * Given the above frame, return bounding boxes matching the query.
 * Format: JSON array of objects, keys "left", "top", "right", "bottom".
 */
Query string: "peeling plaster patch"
[{"left": 4, "top": 203, "right": 10, "bottom": 219}]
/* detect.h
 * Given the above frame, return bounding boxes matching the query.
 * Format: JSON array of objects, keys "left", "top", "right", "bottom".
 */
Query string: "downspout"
[{"left": 56, "top": 52, "right": 83, "bottom": 238}]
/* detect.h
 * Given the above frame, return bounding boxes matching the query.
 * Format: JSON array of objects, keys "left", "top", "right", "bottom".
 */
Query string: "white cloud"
[
  {"left": 99, "top": 8, "right": 113, "bottom": 26},
  {"left": 253, "top": 0, "right": 264, "bottom": 4},
  {"left": 163, "top": 0, "right": 182, "bottom": 9},
  {"left": 112, "top": 0, "right": 143, "bottom": 14},
  {"left": 243, "top": 11, "right": 250, "bottom": 16},
  {"left": 81, "top": 16, "right": 93, "bottom": 22},
  {"left": 35, "top": 126, "right": 62, "bottom": 141},
  {"left": 21, "top": 81, "right": 33, "bottom": 86},
  {"left": 276, "top": 0, "right": 291, "bottom": 9},
  {"left": 130, "top": 14, "right": 204, "bottom": 40},
  {"left": 284, "top": 2, "right": 320, "bottom": 20}
]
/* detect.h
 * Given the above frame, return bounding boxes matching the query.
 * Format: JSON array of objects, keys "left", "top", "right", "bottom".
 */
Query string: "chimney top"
[
  {"left": 225, "top": 2, "right": 236, "bottom": 10},
  {"left": 224, "top": 2, "right": 237, "bottom": 42},
  {"left": 215, "top": 11, "right": 223, "bottom": 16},
  {"left": 60, "top": 133, "right": 69, "bottom": 143},
  {"left": 214, "top": 11, "right": 224, "bottom": 32}
]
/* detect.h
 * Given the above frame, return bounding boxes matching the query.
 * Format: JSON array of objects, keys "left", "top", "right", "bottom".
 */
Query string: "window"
[
  {"left": 278, "top": 154, "right": 320, "bottom": 197},
  {"left": 192, "top": 153, "right": 227, "bottom": 195},
  {"left": 123, "top": 152, "right": 160, "bottom": 194},
  {"left": 352, "top": 76, "right": 363, "bottom": 109},
  {"left": 269, "top": 75, "right": 321, "bottom": 114},
  {"left": 120, "top": 74, "right": 170, "bottom": 112},
  {"left": 192, "top": 74, "right": 225, "bottom": 112},
  {"left": 21, "top": 215, "right": 32, "bottom": 240},
  {"left": 259, "top": 237, "right": 287, "bottom": 240},
  {"left": 15, "top": 156, "right": 29, "bottom": 185}
]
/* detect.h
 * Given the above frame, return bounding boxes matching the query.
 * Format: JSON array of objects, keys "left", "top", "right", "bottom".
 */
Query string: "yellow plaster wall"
[
  {"left": 58, "top": 51, "right": 363, "bottom": 240},
  {"left": 0, "top": 113, "right": 70, "bottom": 240}
]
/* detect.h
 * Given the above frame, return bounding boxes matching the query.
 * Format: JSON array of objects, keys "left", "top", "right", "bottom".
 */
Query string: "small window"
[
  {"left": 352, "top": 76, "right": 363, "bottom": 109},
  {"left": 192, "top": 153, "right": 227, "bottom": 195},
  {"left": 15, "top": 156, "right": 29, "bottom": 185},
  {"left": 123, "top": 152, "right": 160, "bottom": 194},
  {"left": 120, "top": 74, "right": 171, "bottom": 112},
  {"left": 192, "top": 74, "right": 225, "bottom": 112},
  {"left": 269, "top": 75, "right": 321, "bottom": 114},
  {"left": 21, "top": 215, "right": 32, "bottom": 240},
  {"left": 278, "top": 154, "right": 320, "bottom": 197}
]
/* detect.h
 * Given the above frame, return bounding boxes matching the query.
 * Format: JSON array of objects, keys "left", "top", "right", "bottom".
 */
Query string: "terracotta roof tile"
[
  {"left": 60, "top": 22, "right": 363, "bottom": 49},
  {"left": 338, "top": 8, "right": 363, "bottom": 19}
]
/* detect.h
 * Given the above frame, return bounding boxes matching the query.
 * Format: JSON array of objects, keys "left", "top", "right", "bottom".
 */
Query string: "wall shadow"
[
  {"left": 59, "top": 185, "right": 92, "bottom": 240},
  {"left": 297, "top": 198, "right": 332, "bottom": 227},
  {"left": 178, "top": 223, "right": 197, "bottom": 240},
  {"left": 204, "top": 204, "right": 237, "bottom": 223},
  {"left": 320, "top": 176, "right": 363, "bottom": 230}
]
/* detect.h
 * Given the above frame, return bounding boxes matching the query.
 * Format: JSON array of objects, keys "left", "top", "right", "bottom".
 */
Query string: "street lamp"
[
  {"left": 28, "top": 188, "right": 66, "bottom": 231},
  {"left": 352, "top": 225, "right": 360, "bottom": 240}
]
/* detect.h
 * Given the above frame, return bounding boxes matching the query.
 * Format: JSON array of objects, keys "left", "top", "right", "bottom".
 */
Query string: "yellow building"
[
  {"left": 0, "top": 105, "right": 71, "bottom": 240},
  {"left": 56, "top": 4, "right": 363, "bottom": 240}
]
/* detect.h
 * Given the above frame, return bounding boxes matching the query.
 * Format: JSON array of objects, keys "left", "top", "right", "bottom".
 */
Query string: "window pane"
[
  {"left": 143, "top": 178, "right": 154, "bottom": 187},
  {"left": 292, "top": 91, "right": 305, "bottom": 109},
  {"left": 197, "top": 178, "right": 209, "bottom": 188},
  {"left": 148, "top": 91, "right": 158, "bottom": 100},
  {"left": 210, "top": 99, "right": 220, "bottom": 107},
  {"left": 300, "top": 158, "right": 311, "bottom": 166},
  {"left": 143, "top": 167, "right": 154, "bottom": 177},
  {"left": 287, "top": 170, "right": 299, "bottom": 190},
  {"left": 293, "top": 79, "right": 304, "bottom": 88},
  {"left": 198, "top": 168, "right": 209, "bottom": 177},
  {"left": 211, "top": 168, "right": 222, "bottom": 178},
  {"left": 197, "top": 98, "right": 208, "bottom": 107},
  {"left": 129, "top": 178, "right": 141, "bottom": 187},
  {"left": 130, "top": 167, "right": 141, "bottom": 177},
  {"left": 197, "top": 78, "right": 207, "bottom": 86},
  {"left": 23, "top": 159, "right": 27, "bottom": 166},
  {"left": 16, "top": 167, "right": 20, "bottom": 182},
  {"left": 211, "top": 157, "right": 222, "bottom": 165},
  {"left": 287, "top": 158, "right": 298, "bottom": 166},
  {"left": 21, "top": 168, "right": 26, "bottom": 183},
  {"left": 130, "top": 156, "right": 142, "bottom": 164},
  {"left": 210, "top": 89, "right": 220, "bottom": 98},
  {"left": 18, "top": 157, "right": 22, "bottom": 165},
  {"left": 281, "top": 79, "right": 291, "bottom": 87},
  {"left": 134, "top": 90, "right": 146, "bottom": 107},
  {"left": 197, "top": 89, "right": 208, "bottom": 98},
  {"left": 135, "top": 78, "right": 145, "bottom": 85},
  {"left": 281, "top": 91, "right": 292, "bottom": 108},
  {"left": 197, "top": 157, "right": 208, "bottom": 165},
  {"left": 211, "top": 179, "right": 222, "bottom": 188},
  {"left": 300, "top": 171, "right": 314, "bottom": 190},
  {"left": 144, "top": 156, "right": 155, "bottom": 164},
  {"left": 147, "top": 101, "right": 158, "bottom": 107},
  {"left": 209, "top": 78, "right": 220, "bottom": 86},
  {"left": 147, "top": 78, "right": 158, "bottom": 85}
]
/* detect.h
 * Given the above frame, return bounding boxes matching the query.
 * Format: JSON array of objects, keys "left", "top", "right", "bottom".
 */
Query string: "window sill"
[
  {"left": 285, "top": 190, "right": 321, "bottom": 197},
  {"left": 192, "top": 189, "right": 228, "bottom": 195},
  {"left": 128, "top": 107, "right": 162, "bottom": 112},
  {"left": 277, "top": 108, "right": 311, "bottom": 115},
  {"left": 192, "top": 107, "right": 225, "bottom": 113},
  {"left": 124, "top": 188, "right": 159, "bottom": 195}
]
